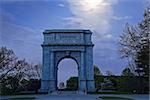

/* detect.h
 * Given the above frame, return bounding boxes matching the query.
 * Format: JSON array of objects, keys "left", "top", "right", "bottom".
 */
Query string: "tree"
[
  {"left": 94, "top": 65, "right": 102, "bottom": 76},
  {"left": 106, "top": 70, "right": 113, "bottom": 76},
  {"left": 94, "top": 65, "right": 103, "bottom": 91},
  {"left": 121, "top": 67, "right": 134, "bottom": 76},
  {"left": 0, "top": 47, "right": 42, "bottom": 94},
  {"left": 134, "top": 6, "right": 150, "bottom": 76},
  {"left": 0, "top": 58, "right": 32, "bottom": 92},
  {"left": 66, "top": 77, "right": 78, "bottom": 90},
  {"left": 0, "top": 47, "right": 30, "bottom": 81},
  {"left": 0, "top": 47, "right": 17, "bottom": 80},
  {"left": 118, "top": 6, "right": 150, "bottom": 76},
  {"left": 34, "top": 63, "right": 42, "bottom": 79}
]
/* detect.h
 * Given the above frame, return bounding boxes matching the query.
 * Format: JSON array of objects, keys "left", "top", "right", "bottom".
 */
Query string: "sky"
[{"left": 0, "top": 0, "right": 149, "bottom": 84}]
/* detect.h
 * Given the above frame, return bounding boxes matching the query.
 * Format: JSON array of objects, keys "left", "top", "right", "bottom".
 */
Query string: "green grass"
[
  {"left": 0, "top": 92, "right": 47, "bottom": 96},
  {"left": 88, "top": 91, "right": 131, "bottom": 94},
  {"left": 99, "top": 96, "right": 134, "bottom": 100},
  {"left": 8, "top": 97, "right": 35, "bottom": 100}
]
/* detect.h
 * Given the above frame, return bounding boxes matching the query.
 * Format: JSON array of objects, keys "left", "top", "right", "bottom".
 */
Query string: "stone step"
[
  {"left": 51, "top": 91, "right": 86, "bottom": 94},
  {"left": 57, "top": 91, "right": 77, "bottom": 94}
]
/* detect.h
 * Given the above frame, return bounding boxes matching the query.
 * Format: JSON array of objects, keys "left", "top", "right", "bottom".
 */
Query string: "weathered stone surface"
[{"left": 40, "top": 29, "right": 95, "bottom": 93}]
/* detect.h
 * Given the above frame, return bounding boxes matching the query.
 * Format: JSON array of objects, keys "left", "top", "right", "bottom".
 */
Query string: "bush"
[
  {"left": 66, "top": 77, "right": 78, "bottom": 90},
  {"left": 0, "top": 83, "right": 14, "bottom": 95},
  {"left": 0, "top": 78, "right": 41, "bottom": 95},
  {"left": 95, "top": 76, "right": 149, "bottom": 93}
]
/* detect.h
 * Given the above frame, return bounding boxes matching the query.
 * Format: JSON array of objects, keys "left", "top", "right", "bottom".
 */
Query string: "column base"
[
  {"left": 39, "top": 89, "right": 48, "bottom": 93},
  {"left": 87, "top": 80, "right": 96, "bottom": 92},
  {"left": 79, "top": 80, "right": 87, "bottom": 92},
  {"left": 40, "top": 79, "right": 56, "bottom": 93}
]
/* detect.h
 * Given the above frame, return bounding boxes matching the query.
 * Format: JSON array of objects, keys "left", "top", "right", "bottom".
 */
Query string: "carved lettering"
[{"left": 60, "top": 35, "right": 78, "bottom": 40}]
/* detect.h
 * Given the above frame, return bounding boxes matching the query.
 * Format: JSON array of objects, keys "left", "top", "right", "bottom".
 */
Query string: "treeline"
[
  {"left": 94, "top": 75, "right": 149, "bottom": 94},
  {"left": 66, "top": 68, "right": 149, "bottom": 94},
  {"left": 0, "top": 47, "right": 41, "bottom": 95}
]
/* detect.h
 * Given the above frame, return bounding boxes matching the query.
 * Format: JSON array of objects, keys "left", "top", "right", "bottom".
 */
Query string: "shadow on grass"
[
  {"left": 99, "top": 96, "right": 134, "bottom": 100},
  {"left": 88, "top": 91, "right": 131, "bottom": 94},
  {"left": 2, "top": 97, "right": 35, "bottom": 100}
]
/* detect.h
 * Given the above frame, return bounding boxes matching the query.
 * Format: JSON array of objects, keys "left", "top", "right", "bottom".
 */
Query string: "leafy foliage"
[
  {"left": 121, "top": 68, "right": 134, "bottom": 76},
  {"left": 0, "top": 47, "right": 42, "bottom": 95},
  {"left": 118, "top": 6, "right": 150, "bottom": 76},
  {"left": 66, "top": 77, "right": 78, "bottom": 90},
  {"left": 0, "top": 47, "right": 17, "bottom": 80},
  {"left": 94, "top": 65, "right": 102, "bottom": 76},
  {"left": 95, "top": 76, "right": 149, "bottom": 93}
]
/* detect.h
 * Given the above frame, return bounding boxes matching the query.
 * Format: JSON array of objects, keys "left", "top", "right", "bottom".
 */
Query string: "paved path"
[
  {"left": 1, "top": 94, "right": 99, "bottom": 100},
  {"left": 37, "top": 94, "right": 98, "bottom": 100},
  {"left": 1, "top": 94, "right": 149, "bottom": 100},
  {"left": 97, "top": 94, "right": 149, "bottom": 100}
]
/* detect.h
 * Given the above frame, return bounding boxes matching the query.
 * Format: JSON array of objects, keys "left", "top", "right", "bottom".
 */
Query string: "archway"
[
  {"left": 40, "top": 29, "right": 95, "bottom": 93},
  {"left": 57, "top": 58, "right": 78, "bottom": 90}
]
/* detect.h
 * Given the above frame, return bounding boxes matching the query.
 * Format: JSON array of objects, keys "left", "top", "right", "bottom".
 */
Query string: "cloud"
[
  {"left": 111, "top": 16, "right": 132, "bottom": 21},
  {"left": 58, "top": 3, "right": 65, "bottom": 7},
  {"left": 66, "top": 0, "right": 119, "bottom": 43},
  {"left": 63, "top": 17, "right": 83, "bottom": 26}
]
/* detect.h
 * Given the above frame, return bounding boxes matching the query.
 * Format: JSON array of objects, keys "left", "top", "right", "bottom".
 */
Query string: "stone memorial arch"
[{"left": 40, "top": 29, "right": 95, "bottom": 93}]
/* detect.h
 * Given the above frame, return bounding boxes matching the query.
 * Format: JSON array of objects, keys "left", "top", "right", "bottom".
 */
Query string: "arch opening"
[{"left": 57, "top": 58, "right": 78, "bottom": 91}]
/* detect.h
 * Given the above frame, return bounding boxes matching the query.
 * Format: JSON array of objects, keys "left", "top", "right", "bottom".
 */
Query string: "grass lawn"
[
  {"left": 99, "top": 96, "right": 134, "bottom": 100},
  {"left": 8, "top": 97, "right": 35, "bottom": 100},
  {"left": 88, "top": 91, "right": 131, "bottom": 94}
]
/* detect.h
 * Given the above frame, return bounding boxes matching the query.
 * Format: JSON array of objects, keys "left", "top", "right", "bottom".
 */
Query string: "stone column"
[
  {"left": 85, "top": 46, "right": 95, "bottom": 92},
  {"left": 50, "top": 51, "right": 54, "bottom": 79},
  {"left": 49, "top": 51, "right": 56, "bottom": 92},
  {"left": 79, "top": 51, "right": 87, "bottom": 92},
  {"left": 40, "top": 47, "right": 50, "bottom": 93}
]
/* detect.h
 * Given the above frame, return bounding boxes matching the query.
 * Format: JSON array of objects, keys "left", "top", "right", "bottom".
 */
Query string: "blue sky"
[{"left": 0, "top": 0, "right": 149, "bottom": 84}]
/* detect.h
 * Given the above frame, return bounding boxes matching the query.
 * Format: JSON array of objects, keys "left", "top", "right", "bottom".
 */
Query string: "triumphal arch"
[{"left": 40, "top": 29, "right": 95, "bottom": 93}]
